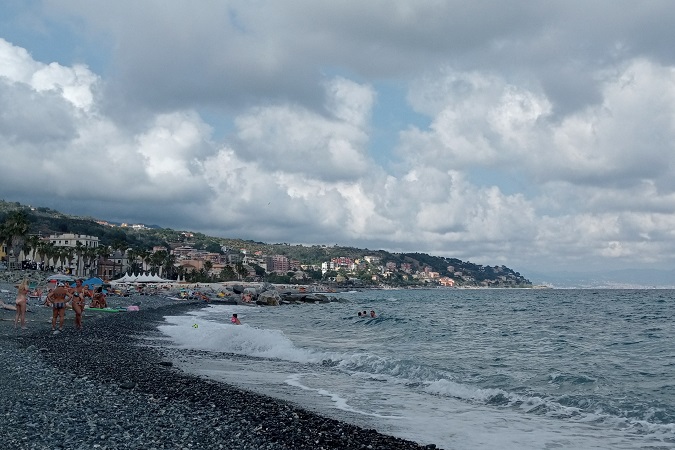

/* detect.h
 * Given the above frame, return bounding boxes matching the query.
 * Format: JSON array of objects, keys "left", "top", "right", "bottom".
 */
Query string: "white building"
[
  {"left": 48, "top": 233, "right": 100, "bottom": 277},
  {"left": 49, "top": 233, "right": 99, "bottom": 249},
  {"left": 321, "top": 261, "right": 336, "bottom": 274}
]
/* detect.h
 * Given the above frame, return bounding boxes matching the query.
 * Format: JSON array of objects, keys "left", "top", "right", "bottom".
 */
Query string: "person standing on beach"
[
  {"left": 14, "top": 278, "right": 29, "bottom": 329},
  {"left": 47, "top": 282, "right": 72, "bottom": 332},
  {"left": 69, "top": 279, "right": 90, "bottom": 330}
]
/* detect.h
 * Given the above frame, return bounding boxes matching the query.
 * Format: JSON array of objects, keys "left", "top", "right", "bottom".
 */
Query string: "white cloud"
[
  {"left": 0, "top": 39, "right": 213, "bottom": 203},
  {"left": 390, "top": 58, "right": 675, "bottom": 270},
  {"left": 0, "top": 38, "right": 40, "bottom": 82},
  {"left": 32, "top": 62, "right": 97, "bottom": 110},
  {"left": 323, "top": 77, "right": 375, "bottom": 128},
  {"left": 401, "top": 69, "right": 551, "bottom": 168},
  {"left": 233, "top": 78, "right": 373, "bottom": 181},
  {"left": 0, "top": 39, "right": 97, "bottom": 111},
  {"left": 5, "top": 2, "right": 675, "bottom": 276}
]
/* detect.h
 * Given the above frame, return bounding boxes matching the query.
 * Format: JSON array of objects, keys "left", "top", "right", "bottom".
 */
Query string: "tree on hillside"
[
  {"left": 235, "top": 262, "right": 248, "bottom": 280},
  {"left": 203, "top": 260, "right": 213, "bottom": 280},
  {"left": 220, "top": 265, "right": 237, "bottom": 281},
  {"left": 0, "top": 210, "right": 30, "bottom": 268}
]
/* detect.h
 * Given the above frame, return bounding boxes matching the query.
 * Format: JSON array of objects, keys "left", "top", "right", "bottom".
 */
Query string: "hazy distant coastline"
[{"left": 527, "top": 268, "right": 675, "bottom": 289}]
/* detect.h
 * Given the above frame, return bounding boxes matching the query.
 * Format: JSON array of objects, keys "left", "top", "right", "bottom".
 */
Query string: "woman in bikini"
[
  {"left": 70, "top": 279, "right": 90, "bottom": 330},
  {"left": 14, "top": 278, "right": 29, "bottom": 329}
]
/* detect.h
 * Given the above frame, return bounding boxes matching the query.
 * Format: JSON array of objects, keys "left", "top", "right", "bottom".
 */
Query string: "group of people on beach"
[{"left": 14, "top": 277, "right": 107, "bottom": 332}]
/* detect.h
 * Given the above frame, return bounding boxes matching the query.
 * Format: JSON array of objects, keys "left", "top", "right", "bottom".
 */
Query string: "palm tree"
[
  {"left": 235, "top": 262, "right": 249, "bottom": 280},
  {"left": 221, "top": 265, "right": 237, "bottom": 281},
  {"left": 21, "top": 240, "right": 31, "bottom": 265},
  {"left": 57, "top": 247, "right": 74, "bottom": 274},
  {"left": 127, "top": 248, "right": 143, "bottom": 274},
  {"left": 203, "top": 260, "right": 214, "bottom": 281},
  {"left": 162, "top": 253, "right": 177, "bottom": 280},
  {"left": 150, "top": 250, "right": 168, "bottom": 275},
  {"left": 74, "top": 241, "right": 85, "bottom": 276},
  {"left": 83, "top": 246, "right": 97, "bottom": 277},
  {"left": 36, "top": 240, "right": 49, "bottom": 268},
  {"left": 0, "top": 210, "right": 30, "bottom": 269},
  {"left": 139, "top": 249, "right": 151, "bottom": 273},
  {"left": 43, "top": 241, "right": 57, "bottom": 270},
  {"left": 176, "top": 265, "right": 186, "bottom": 283},
  {"left": 24, "top": 234, "right": 40, "bottom": 262}
]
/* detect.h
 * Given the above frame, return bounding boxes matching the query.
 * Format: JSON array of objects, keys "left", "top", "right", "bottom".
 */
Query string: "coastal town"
[{"left": 0, "top": 203, "right": 532, "bottom": 289}]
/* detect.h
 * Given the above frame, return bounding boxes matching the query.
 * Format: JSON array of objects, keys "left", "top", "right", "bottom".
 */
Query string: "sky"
[{"left": 2, "top": 1, "right": 675, "bottom": 278}]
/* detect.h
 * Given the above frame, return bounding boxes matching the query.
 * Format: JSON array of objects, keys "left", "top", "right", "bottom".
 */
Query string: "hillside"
[{"left": 0, "top": 199, "right": 532, "bottom": 286}]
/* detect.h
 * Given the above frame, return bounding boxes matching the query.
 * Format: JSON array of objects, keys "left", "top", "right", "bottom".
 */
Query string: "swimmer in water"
[{"left": 231, "top": 313, "right": 241, "bottom": 325}]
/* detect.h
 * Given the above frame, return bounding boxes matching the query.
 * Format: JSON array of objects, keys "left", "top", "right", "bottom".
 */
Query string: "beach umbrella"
[
  {"left": 46, "top": 274, "right": 75, "bottom": 283},
  {"left": 82, "top": 277, "right": 104, "bottom": 288}
]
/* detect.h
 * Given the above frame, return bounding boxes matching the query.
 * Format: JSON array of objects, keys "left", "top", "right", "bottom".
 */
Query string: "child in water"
[{"left": 231, "top": 313, "right": 241, "bottom": 325}]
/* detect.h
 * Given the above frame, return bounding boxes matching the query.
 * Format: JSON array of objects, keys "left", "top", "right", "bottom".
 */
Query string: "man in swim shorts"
[{"left": 47, "top": 282, "right": 72, "bottom": 332}]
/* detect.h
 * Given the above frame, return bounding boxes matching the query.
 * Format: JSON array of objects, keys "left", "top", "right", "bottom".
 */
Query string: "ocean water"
[{"left": 156, "top": 289, "right": 675, "bottom": 449}]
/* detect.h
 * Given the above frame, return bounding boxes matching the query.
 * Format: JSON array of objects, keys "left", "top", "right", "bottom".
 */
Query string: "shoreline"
[{"left": 0, "top": 294, "right": 441, "bottom": 449}]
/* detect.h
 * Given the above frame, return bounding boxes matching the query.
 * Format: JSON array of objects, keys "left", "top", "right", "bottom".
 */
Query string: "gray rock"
[{"left": 258, "top": 290, "right": 281, "bottom": 306}]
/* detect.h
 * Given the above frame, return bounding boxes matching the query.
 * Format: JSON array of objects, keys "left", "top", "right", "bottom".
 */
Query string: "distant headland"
[{"left": 0, "top": 199, "right": 532, "bottom": 288}]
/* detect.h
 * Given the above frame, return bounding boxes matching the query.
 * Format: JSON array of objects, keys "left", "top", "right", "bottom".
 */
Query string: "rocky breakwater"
[
  {"left": 225, "top": 283, "right": 348, "bottom": 306},
  {"left": 2, "top": 301, "right": 442, "bottom": 450}
]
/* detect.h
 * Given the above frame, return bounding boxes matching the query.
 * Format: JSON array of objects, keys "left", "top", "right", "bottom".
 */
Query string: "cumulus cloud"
[
  {"left": 0, "top": 38, "right": 213, "bottom": 204},
  {"left": 233, "top": 77, "right": 374, "bottom": 181},
  {"left": 4, "top": 2, "right": 675, "bottom": 276}
]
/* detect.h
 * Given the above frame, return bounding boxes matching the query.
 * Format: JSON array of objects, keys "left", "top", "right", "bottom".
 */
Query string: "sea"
[{"left": 156, "top": 288, "right": 675, "bottom": 450}]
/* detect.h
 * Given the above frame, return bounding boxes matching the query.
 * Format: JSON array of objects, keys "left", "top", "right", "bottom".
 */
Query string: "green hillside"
[{"left": 0, "top": 199, "right": 531, "bottom": 287}]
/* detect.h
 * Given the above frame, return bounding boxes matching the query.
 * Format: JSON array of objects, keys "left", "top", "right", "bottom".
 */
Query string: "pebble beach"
[{"left": 0, "top": 274, "right": 441, "bottom": 450}]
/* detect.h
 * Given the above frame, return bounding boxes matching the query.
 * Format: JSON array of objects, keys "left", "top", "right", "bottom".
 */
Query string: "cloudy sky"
[{"left": 2, "top": 1, "right": 675, "bottom": 277}]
